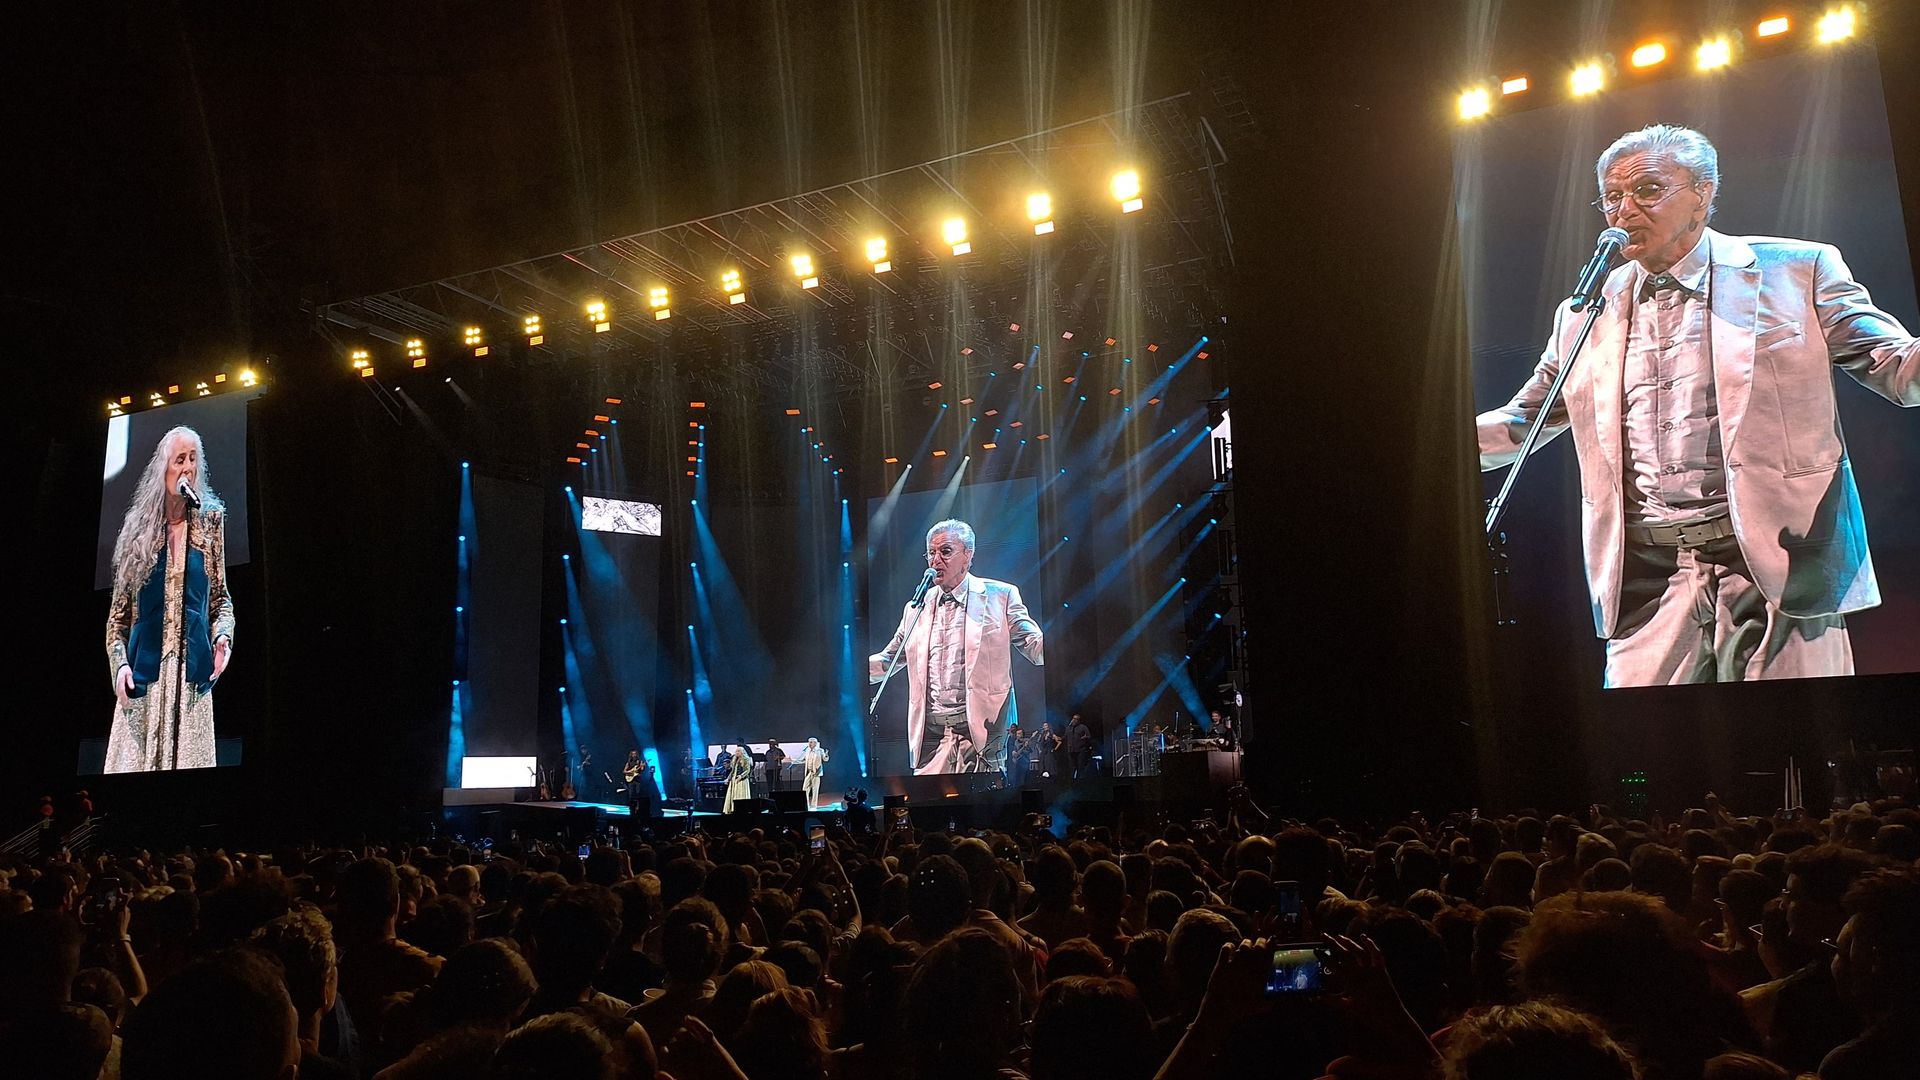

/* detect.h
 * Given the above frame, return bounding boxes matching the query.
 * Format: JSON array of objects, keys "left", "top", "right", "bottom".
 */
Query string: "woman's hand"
[
  {"left": 115, "top": 665, "right": 134, "bottom": 707},
  {"left": 212, "top": 636, "right": 232, "bottom": 679}
]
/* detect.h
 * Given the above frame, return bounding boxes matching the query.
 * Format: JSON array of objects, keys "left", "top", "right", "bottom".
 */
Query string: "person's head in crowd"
[
  {"left": 1831, "top": 867, "right": 1920, "bottom": 1015},
  {"left": 1783, "top": 844, "right": 1876, "bottom": 951},
  {"left": 1406, "top": 887, "right": 1450, "bottom": 922},
  {"left": 335, "top": 857, "right": 403, "bottom": 942},
  {"left": 1119, "top": 852, "right": 1154, "bottom": 905},
  {"left": 446, "top": 863, "right": 482, "bottom": 904},
  {"left": 527, "top": 884, "right": 623, "bottom": 1007},
  {"left": 489, "top": 1010, "right": 615, "bottom": 1080},
  {"left": 1119, "top": 929, "right": 1172, "bottom": 1019},
  {"left": 706, "top": 959, "right": 789, "bottom": 1043},
  {"left": 1144, "top": 889, "right": 1185, "bottom": 933},
  {"left": 1469, "top": 817, "right": 1504, "bottom": 865},
  {"left": 1718, "top": 870, "right": 1774, "bottom": 950},
  {"left": 1471, "top": 906, "right": 1532, "bottom": 1007},
  {"left": 250, "top": 906, "right": 337, "bottom": 1049},
  {"left": 0, "top": 1003, "right": 115, "bottom": 1080},
  {"left": 1446, "top": 856, "right": 1486, "bottom": 905},
  {"left": 1080, "top": 859, "right": 1128, "bottom": 927},
  {"left": 659, "top": 857, "right": 708, "bottom": 909},
  {"left": 1441, "top": 1001, "right": 1642, "bottom": 1080},
  {"left": 1045, "top": 937, "right": 1111, "bottom": 981},
  {"left": 660, "top": 897, "right": 730, "bottom": 986},
  {"left": 1583, "top": 858, "right": 1632, "bottom": 892},
  {"left": 1029, "top": 975, "right": 1156, "bottom": 1080},
  {"left": 1701, "top": 1051, "right": 1792, "bottom": 1080},
  {"left": 194, "top": 852, "right": 235, "bottom": 895},
  {"left": 1873, "top": 823, "right": 1919, "bottom": 863},
  {"left": 407, "top": 893, "right": 475, "bottom": 960},
  {"left": 1029, "top": 847, "right": 1079, "bottom": 907},
  {"left": 1515, "top": 817, "right": 1546, "bottom": 856},
  {"left": 1517, "top": 890, "right": 1751, "bottom": 1079},
  {"left": 1483, "top": 851, "right": 1536, "bottom": 910},
  {"left": 1229, "top": 834, "right": 1276, "bottom": 878},
  {"left": 69, "top": 967, "right": 127, "bottom": 1029},
  {"left": 1271, "top": 828, "right": 1333, "bottom": 903},
  {"left": 763, "top": 940, "right": 824, "bottom": 991},
  {"left": 584, "top": 847, "right": 625, "bottom": 888},
  {"left": 196, "top": 871, "right": 295, "bottom": 950},
  {"left": 905, "top": 928, "right": 1024, "bottom": 1080},
  {"left": 1229, "top": 869, "right": 1276, "bottom": 915},
  {"left": 1545, "top": 816, "right": 1582, "bottom": 860},
  {"left": 730, "top": 987, "right": 829, "bottom": 1080},
  {"left": 1764, "top": 826, "right": 1818, "bottom": 855},
  {"left": 784, "top": 908, "right": 833, "bottom": 966},
  {"left": 430, "top": 938, "right": 537, "bottom": 1031},
  {"left": 703, "top": 862, "right": 758, "bottom": 926},
  {"left": 1397, "top": 843, "right": 1443, "bottom": 895},
  {"left": 1575, "top": 833, "right": 1619, "bottom": 874},
  {"left": 1628, "top": 844, "right": 1691, "bottom": 916},
  {"left": 1166, "top": 909, "right": 1239, "bottom": 1015},
  {"left": 121, "top": 948, "right": 299, "bottom": 1080},
  {"left": 907, "top": 854, "right": 974, "bottom": 940},
  {"left": 0, "top": 909, "right": 83, "bottom": 1024},
  {"left": 1755, "top": 895, "right": 1796, "bottom": 979}
]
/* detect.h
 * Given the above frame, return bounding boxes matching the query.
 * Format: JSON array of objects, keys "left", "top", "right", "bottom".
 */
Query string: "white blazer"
[
  {"left": 1479, "top": 230, "right": 1920, "bottom": 637},
  {"left": 870, "top": 573, "right": 1044, "bottom": 769}
]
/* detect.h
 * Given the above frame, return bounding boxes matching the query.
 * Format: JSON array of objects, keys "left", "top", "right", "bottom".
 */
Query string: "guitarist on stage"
[{"left": 623, "top": 749, "right": 655, "bottom": 821}]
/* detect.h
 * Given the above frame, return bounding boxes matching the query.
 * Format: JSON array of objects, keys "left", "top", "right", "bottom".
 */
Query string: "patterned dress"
[{"left": 105, "top": 510, "right": 233, "bottom": 772}]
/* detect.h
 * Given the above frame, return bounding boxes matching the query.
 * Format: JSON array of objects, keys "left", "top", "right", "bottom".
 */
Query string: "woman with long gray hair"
[{"left": 104, "top": 425, "right": 234, "bottom": 772}]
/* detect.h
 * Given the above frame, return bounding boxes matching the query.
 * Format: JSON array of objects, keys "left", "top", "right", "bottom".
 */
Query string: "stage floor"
[{"left": 517, "top": 798, "right": 847, "bottom": 817}]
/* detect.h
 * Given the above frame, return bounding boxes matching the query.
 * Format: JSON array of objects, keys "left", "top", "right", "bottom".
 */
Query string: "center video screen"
[
  {"left": 866, "top": 477, "right": 1046, "bottom": 777},
  {"left": 89, "top": 391, "right": 261, "bottom": 773},
  {"left": 1462, "top": 44, "right": 1920, "bottom": 687}
]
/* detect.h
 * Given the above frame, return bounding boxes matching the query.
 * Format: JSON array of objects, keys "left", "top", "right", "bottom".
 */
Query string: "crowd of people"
[{"left": 2, "top": 790, "right": 1916, "bottom": 1080}]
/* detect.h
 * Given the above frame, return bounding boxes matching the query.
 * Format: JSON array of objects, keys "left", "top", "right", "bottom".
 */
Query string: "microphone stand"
[
  {"left": 868, "top": 573, "right": 937, "bottom": 715},
  {"left": 1483, "top": 294, "right": 1609, "bottom": 542},
  {"left": 171, "top": 495, "right": 195, "bottom": 768}
]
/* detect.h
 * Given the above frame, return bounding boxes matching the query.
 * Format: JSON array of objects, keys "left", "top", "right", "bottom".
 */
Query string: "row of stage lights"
[
  {"left": 108, "top": 368, "right": 260, "bottom": 416},
  {"left": 345, "top": 170, "right": 1147, "bottom": 378},
  {"left": 1457, "top": 6, "right": 1861, "bottom": 121}
]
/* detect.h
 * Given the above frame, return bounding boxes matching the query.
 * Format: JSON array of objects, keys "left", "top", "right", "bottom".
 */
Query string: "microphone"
[
  {"left": 1569, "top": 227, "right": 1630, "bottom": 312},
  {"left": 908, "top": 566, "right": 939, "bottom": 608},
  {"left": 176, "top": 479, "right": 201, "bottom": 508}
]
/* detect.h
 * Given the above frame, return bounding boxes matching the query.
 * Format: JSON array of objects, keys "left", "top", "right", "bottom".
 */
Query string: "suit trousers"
[
  {"left": 803, "top": 772, "right": 821, "bottom": 808},
  {"left": 1603, "top": 536, "right": 1853, "bottom": 687}
]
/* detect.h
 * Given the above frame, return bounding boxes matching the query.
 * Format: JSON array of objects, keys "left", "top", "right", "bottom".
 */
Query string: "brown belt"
[{"left": 1626, "top": 515, "right": 1736, "bottom": 549}]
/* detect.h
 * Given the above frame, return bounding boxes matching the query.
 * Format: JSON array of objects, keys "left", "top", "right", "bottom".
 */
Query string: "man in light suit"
[
  {"left": 1479, "top": 124, "right": 1919, "bottom": 687},
  {"left": 871, "top": 519, "right": 1045, "bottom": 774}
]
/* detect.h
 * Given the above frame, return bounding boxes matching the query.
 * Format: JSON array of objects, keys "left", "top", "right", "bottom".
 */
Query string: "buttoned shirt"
[
  {"left": 1621, "top": 230, "right": 1727, "bottom": 526},
  {"left": 926, "top": 576, "right": 970, "bottom": 716}
]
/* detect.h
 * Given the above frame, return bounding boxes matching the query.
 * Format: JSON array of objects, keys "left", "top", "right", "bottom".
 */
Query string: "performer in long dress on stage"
[
  {"left": 800, "top": 737, "right": 829, "bottom": 810},
  {"left": 870, "top": 519, "right": 1044, "bottom": 776},
  {"left": 105, "top": 426, "right": 234, "bottom": 773},
  {"left": 1478, "top": 124, "right": 1920, "bottom": 686},
  {"left": 721, "top": 744, "right": 752, "bottom": 813}
]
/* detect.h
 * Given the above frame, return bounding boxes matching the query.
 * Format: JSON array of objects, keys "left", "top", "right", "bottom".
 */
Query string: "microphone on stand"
[
  {"left": 907, "top": 566, "right": 939, "bottom": 609},
  {"left": 1569, "top": 227, "right": 1630, "bottom": 311},
  {"left": 176, "top": 479, "right": 201, "bottom": 508}
]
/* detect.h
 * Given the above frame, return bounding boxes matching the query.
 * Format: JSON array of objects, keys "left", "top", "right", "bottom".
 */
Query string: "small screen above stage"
[{"left": 581, "top": 496, "right": 662, "bottom": 535}]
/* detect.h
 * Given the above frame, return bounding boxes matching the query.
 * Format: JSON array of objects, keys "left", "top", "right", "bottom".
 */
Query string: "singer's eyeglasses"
[
  {"left": 1592, "top": 179, "right": 1702, "bottom": 216},
  {"left": 926, "top": 544, "right": 959, "bottom": 561}
]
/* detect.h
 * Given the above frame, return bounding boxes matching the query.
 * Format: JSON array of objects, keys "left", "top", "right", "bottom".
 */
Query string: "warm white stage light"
[
  {"left": 1458, "top": 88, "right": 1491, "bottom": 120},
  {"left": 791, "top": 253, "right": 819, "bottom": 289},
  {"left": 1027, "top": 192, "right": 1055, "bottom": 234},
  {"left": 350, "top": 348, "right": 371, "bottom": 370},
  {"left": 1500, "top": 76, "right": 1529, "bottom": 95},
  {"left": 585, "top": 300, "right": 610, "bottom": 332},
  {"left": 1570, "top": 63, "right": 1605, "bottom": 96},
  {"left": 1757, "top": 15, "right": 1790, "bottom": 38},
  {"left": 406, "top": 338, "right": 426, "bottom": 368},
  {"left": 523, "top": 313, "right": 544, "bottom": 345},
  {"left": 1696, "top": 38, "right": 1733, "bottom": 70},
  {"left": 1817, "top": 6, "right": 1855, "bottom": 42},
  {"left": 648, "top": 286, "right": 671, "bottom": 320},
  {"left": 1111, "top": 169, "right": 1143, "bottom": 213},
  {"left": 865, "top": 236, "right": 891, "bottom": 273},
  {"left": 943, "top": 218, "right": 971, "bottom": 256},
  {"left": 1630, "top": 42, "right": 1667, "bottom": 68}
]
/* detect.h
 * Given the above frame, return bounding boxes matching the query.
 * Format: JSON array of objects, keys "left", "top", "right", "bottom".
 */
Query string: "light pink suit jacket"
[
  {"left": 870, "top": 573, "right": 1044, "bottom": 770},
  {"left": 1478, "top": 230, "right": 1920, "bottom": 637}
]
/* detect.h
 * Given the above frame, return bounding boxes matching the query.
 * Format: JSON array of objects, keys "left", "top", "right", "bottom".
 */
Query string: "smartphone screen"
[
  {"left": 1275, "top": 879, "right": 1303, "bottom": 937},
  {"left": 1265, "top": 944, "right": 1328, "bottom": 997},
  {"left": 810, "top": 825, "right": 827, "bottom": 854},
  {"left": 577, "top": 843, "right": 591, "bottom": 859},
  {"left": 889, "top": 807, "right": 910, "bottom": 832}
]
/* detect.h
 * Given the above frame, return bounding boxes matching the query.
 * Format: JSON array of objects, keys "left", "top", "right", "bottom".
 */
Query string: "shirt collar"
[
  {"left": 940, "top": 574, "right": 974, "bottom": 603},
  {"left": 1635, "top": 229, "right": 1711, "bottom": 300}
]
